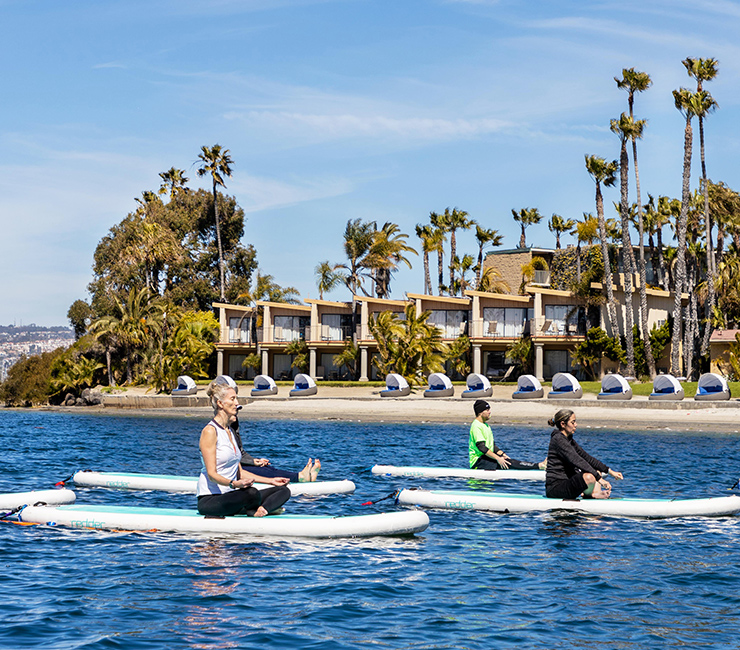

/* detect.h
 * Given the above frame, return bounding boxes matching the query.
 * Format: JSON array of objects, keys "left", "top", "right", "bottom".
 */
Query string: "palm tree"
[
  {"left": 477, "top": 266, "right": 510, "bottom": 293},
  {"left": 511, "top": 208, "right": 543, "bottom": 249},
  {"left": 670, "top": 88, "right": 704, "bottom": 375},
  {"left": 585, "top": 155, "right": 620, "bottom": 338},
  {"left": 364, "top": 222, "right": 417, "bottom": 299},
  {"left": 415, "top": 224, "right": 434, "bottom": 295},
  {"left": 339, "top": 218, "right": 375, "bottom": 295},
  {"left": 442, "top": 207, "right": 475, "bottom": 291},
  {"left": 616, "top": 67, "right": 655, "bottom": 377},
  {"left": 473, "top": 225, "right": 504, "bottom": 289},
  {"left": 611, "top": 113, "right": 643, "bottom": 377},
  {"left": 684, "top": 58, "right": 719, "bottom": 356},
  {"left": 451, "top": 254, "right": 476, "bottom": 296},
  {"left": 548, "top": 214, "right": 576, "bottom": 249},
  {"left": 158, "top": 167, "right": 189, "bottom": 198},
  {"left": 429, "top": 211, "right": 448, "bottom": 294},
  {"left": 368, "top": 304, "right": 449, "bottom": 386},
  {"left": 315, "top": 261, "right": 346, "bottom": 300},
  {"left": 196, "top": 144, "right": 234, "bottom": 301},
  {"left": 574, "top": 214, "right": 599, "bottom": 283}
]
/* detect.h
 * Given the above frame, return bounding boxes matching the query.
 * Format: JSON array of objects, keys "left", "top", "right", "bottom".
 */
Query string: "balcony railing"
[
  {"left": 471, "top": 319, "right": 527, "bottom": 338},
  {"left": 228, "top": 329, "right": 263, "bottom": 344},
  {"left": 273, "top": 325, "right": 308, "bottom": 342},
  {"left": 534, "top": 319, "right": 586, "bottom": 337},
  {"left": 320, "top": 324, "right": 355, "bottom": 342}
]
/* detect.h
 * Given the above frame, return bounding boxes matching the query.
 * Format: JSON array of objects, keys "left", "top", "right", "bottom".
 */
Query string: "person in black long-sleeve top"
[{"left": 545, "top": 409, "right": 623, "bottom": 499}]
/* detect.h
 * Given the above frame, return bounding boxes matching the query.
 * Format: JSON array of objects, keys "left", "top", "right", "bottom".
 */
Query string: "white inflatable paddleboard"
[
  {"left": 0, "top": 489, "right": 76, "bottom": 510},
  {"left": 72, "top": 471, "right": 355, "bottom": 496},
  {"left": 17, "top": 504, "right": 429, "bottom": 538},
  {"left": 397, "top": 488, "right": 740, "bottom": 519},
  {"left": 372, "top": 465, "right": 545, "bottom": 481}
]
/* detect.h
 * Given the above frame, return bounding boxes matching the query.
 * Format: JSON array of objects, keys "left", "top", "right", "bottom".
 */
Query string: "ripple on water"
[{"left": 2, "top": 411, "right": 740, "bottom": 649}]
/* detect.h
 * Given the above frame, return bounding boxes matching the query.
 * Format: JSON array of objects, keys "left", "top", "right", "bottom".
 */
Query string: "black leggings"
[
  {"left": 243, "top": 464, "right": 300, "bottom": 482},
  {"left": 473, "top": 457, "right": 540, "bottom": 471},
  {"left": 197, "top": 485, "right": 291, "bottom": 517}
]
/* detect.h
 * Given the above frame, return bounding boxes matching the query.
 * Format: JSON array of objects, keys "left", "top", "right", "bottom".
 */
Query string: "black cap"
[{"left": 474, "top": 399, "right": 490, "bottom": 416}]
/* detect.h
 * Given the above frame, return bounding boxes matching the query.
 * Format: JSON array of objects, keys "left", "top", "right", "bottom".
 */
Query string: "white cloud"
[{"left": 225, "top": 110, "right": 511, "bottom": 143}]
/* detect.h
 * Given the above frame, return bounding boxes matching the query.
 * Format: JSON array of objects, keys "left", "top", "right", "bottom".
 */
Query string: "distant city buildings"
[{"left": 0, "top": 325, "right": 75, "bottom": 382}]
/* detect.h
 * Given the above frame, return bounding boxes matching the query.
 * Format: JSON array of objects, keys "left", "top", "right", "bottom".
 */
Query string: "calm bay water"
[{"left": 2, "top": 408, "right": 740, "bottom": 649}]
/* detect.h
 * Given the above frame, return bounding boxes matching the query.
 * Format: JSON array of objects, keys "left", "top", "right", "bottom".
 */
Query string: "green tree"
[
  {"left": 0, "top": 349, "right": 65, "bottom": 406},
  {"left": 339, "top": 218, "right": 375, "bottom": 296},
  {"left": 315, "top": 261, "right": 346, "bottom": 300},
  {"left": 572, "top": 327, "right": 625, "bottom": 380},
  {"left": 441, "top": 207, "right": 475, "bottom": 291},
  {"left": 474, "top": 225, "right": 504, "bottom": 288},
  {"left": 616, "top": 67, "right": 656, "bottom": 377},
  {"left": 285, "top": 338, "right": 309, "bottom": 373},
  {"left": 158, "top": 167, "right": 189, "bottom": 198},
  {"left": 548, "top": 214, "right": 575, "bottom": 250},
  {"left": 511, "top": 207, "right": 543, "bottom": 249},
  {"left": 683, "top": 58, "right": 720, "bottom": 356},
  {"left": 611, "top": 112, "right": 643, "bottom": 377},
  {"left": 67, "top": 299, "right": 93, "bottom": 340},
  {"left": 585, "top": 155, "right": 620, "bottom": 337},
  {"left": 197, "top": 144, "right": 234, "bottom": 301},
  {"left": 415, "top": 224, "right": 435, "bottom": 295},
  {"left": 368, "top": 304, "right": 449, "bottom": 386},
  {"left": 365, "top": 222, "right": 417, "bottom": 299},
  {"left": 333, "top": 339, "right": 359, "bottom": 380},
  {"left": 671, "top": 88, "right": 710, "bottom": 374},
  {"left": 506, "top": 335, "right": 533, "bottom": 375},
  {"left": 428, "top": 211, "right": 448, "bottom": 294}
]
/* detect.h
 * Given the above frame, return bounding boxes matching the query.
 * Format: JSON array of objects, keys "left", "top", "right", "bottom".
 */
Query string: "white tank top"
[{"left": 196, "top": 419, "right": 241, "bottom": 497}]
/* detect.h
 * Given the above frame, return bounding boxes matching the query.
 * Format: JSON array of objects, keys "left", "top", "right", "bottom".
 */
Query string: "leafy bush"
[{"left": 0, "top": 349, "right": 66, "bottom": 406}]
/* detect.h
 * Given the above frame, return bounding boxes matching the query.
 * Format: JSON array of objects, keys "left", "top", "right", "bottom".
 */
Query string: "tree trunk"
[
  {"left": 437, "top": 249, "right": 444, "bottom": 295},
  {"left": 213, "top": 181, "right": 226, "bottom": 301},
  {"left": 671, "top": 115, "right": 693, "bottom": 375},
  {"left": 596, "top": 183, "right": 620, "bottom": 337},
  {"left": 423, "top": 252, "right": 431, "bottom": 295},
  {"left": 699, "top": 116, "right": 715, "bottom": 356},
  {"left": 632, "top": 138, "right": 656, "bottom": 377},
  {"left": 618, "top": 139, "right": 636, "bottom": 377},
  {"left": 449, "top": 229, "right": 457, "bottom": 294}
]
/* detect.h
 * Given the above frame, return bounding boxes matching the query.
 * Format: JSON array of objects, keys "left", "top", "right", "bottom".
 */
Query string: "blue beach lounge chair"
[
  {"left": 423, "top": 372, "right": 454, "bottom": 398},
  {"left": 171, "top": 375, "right": 197, "bottom": 396},
  {"left": 547, "top": 372, "right": 583, "bottom": 399},
  {"left": 380, "top": 373, "right": 411, "bottom": 397},
  {"left": 251, "top": 374, "right": 278, "bottom": 397},
  {"left": 597, "top": 373, "right": 632, "bottom": 401},
  {"left": 648, "top": 374, "right": 684, "bottom": 401},
  {"left": 461, "top": 373, "right": 493, "bottom": 399},
  {"left": 512, "top": 374, "right": 544, "bottom": 399},
  {"left": 694, "top": 373, "right": 730, "bottom": 401},
  {"left": 289, "top": 373, "right": 318, "bottom": 397}
]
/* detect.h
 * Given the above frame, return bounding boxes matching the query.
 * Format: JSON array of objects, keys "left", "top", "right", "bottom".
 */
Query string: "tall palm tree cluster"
[
  {"left": 413, "top": 207, "right": 507, "bottom": 296},
  {"left": 579, "top": 59, "right": 728, "bottom": 381},
  {"left": 316, "top": 218, "right": 417, "bottom": 299}
]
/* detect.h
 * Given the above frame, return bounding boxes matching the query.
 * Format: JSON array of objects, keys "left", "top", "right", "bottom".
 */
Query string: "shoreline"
[{"left": 22, "top": 385, "right": 740, "bottom": 433}]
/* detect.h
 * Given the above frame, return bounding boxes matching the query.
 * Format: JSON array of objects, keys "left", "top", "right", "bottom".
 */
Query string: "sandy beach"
[{"left": 94, "top": 385, "right": 740, "bottom": 433}]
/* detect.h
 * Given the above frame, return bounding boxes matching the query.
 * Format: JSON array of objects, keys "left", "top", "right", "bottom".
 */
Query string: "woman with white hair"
[{"left": 196, "top": 379, "right": 291, "bottom": 517}]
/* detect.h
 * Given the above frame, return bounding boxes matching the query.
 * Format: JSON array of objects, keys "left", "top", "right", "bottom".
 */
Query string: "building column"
[
  {"left": 360, "top": 346, "right": 369, "bottom": 382},
  {"left": 309, "top": 347, "right": 317, "bottom": 378},
  {"left": 535, "top": 343, "right": 544, "bottom": 381},
  {"left": 261, "top": 349, "right": 269, "bottom": 376},
  {"left": 217, "top": 349, "right": 224, "bottom": 377},
  {"left": 472, "top": 344, "right": 482, "bottom": 375}
]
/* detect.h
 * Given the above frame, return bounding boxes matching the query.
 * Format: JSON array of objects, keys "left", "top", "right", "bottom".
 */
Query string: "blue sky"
[{"left": 3, "top": 0, "right": 740, "bottom": 326}]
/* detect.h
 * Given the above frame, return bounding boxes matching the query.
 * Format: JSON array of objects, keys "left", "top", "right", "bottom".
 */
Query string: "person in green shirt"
[{"left": 469, "top": 399, "right": 546, "bottom": 470}]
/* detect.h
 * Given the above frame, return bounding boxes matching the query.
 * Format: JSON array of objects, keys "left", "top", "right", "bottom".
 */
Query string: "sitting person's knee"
[{"left": 582, "top": 473, "right": 596, "bottom": 485}]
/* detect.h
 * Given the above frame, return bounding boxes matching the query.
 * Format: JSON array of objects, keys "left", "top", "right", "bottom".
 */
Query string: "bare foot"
[
  {"left": 253, "top": 506, "right": 268, "bottom": 517},
  {"left": 310, "top": 458, "right": 321, "bottom": 482},
  {"left": 298, "top": 458, "right": 313, "bottom": 482}
]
